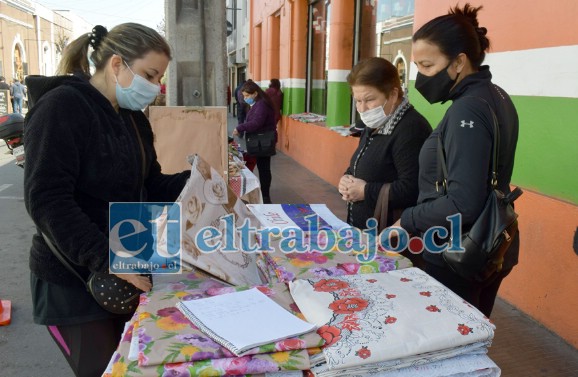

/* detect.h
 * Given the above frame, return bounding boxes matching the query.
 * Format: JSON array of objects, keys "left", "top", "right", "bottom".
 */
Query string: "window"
[
  {"left": 306, "top": 0, "right": 330, "bottom": 115},
  {"left": 355, "top": 0, "right": 413, "bottom": 85}
]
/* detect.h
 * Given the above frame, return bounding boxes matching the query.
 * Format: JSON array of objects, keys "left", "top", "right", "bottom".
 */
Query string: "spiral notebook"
[{"left": 175, "top": 287, "right": 317, "bottom": 356}]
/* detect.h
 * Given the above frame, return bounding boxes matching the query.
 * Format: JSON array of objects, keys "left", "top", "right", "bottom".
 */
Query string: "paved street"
[{"left": 0, "top": 143, "right": 73, "bottom": 376}]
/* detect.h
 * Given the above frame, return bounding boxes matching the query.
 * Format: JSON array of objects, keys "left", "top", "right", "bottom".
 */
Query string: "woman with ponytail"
[
  {"left": 24, "top": 24, "right": 190, "bottom": 376},
  {"left": 392, "top": 4, "right": 520, "bottom": 317}
]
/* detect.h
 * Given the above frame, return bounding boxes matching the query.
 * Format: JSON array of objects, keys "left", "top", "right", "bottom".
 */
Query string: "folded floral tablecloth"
[
  {"left": 259, "top": 250, "right": 412, "bottom": 283},
  {"left": 103, "top": 272, "right": 319, "bottom": 376},
  {"left": 289, "top": 268, "right": 495, "bottom": 377}
]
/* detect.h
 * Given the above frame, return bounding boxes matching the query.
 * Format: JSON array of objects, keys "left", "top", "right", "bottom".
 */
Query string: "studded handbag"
[{"left": 41, "top": 232, "right": 143, "bottom": 315}]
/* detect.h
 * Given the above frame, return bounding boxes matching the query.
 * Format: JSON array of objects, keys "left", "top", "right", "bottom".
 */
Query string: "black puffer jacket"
[
  {"left": 400, "top": 66, "right": 519, "bottom": 269},
  {"left": 24, "top": 74, "right": 190, "bottom": 286}
]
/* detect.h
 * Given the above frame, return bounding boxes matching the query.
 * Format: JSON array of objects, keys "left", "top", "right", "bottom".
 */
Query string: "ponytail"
[
  {"left": 413, "top": 3, "right": 490, "bottom": 68},
  {"left": 56, "top": 23, "right": 171, "bottom": 77}
]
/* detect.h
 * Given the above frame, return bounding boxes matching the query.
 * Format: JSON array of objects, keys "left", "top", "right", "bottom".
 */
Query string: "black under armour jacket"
[
  {"left": 400, "top": 66, "right": 520, "bottom": 269},
  {"left": 24, "top": 74, "right": 190, "bottom": 286}
]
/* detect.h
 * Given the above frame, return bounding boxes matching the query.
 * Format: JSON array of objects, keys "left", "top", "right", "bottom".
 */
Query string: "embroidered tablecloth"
[{"left": 289, "top": 268, "right": 495, "bottom": 376}]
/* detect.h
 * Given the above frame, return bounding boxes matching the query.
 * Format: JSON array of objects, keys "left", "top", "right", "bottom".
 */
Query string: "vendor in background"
[
  {"left": 232, "top": 80, "right": 277, "bottom": 204},
  {"left": 392, "top": 4, "right": 519, "bottom": 317},
  {"left": 24, "top": 23, "right": 190, "bottom": 376},
  {"left": 265, "top": 78, "right": 283, "bottom": 124},
  {"left": 338, "top": 57, "right": 431, "bottom": 237}
]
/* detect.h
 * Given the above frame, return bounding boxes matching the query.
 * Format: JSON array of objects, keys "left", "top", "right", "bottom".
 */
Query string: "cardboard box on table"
[{"left": 148, "top": 106, "right": 228, "bottom": 178}]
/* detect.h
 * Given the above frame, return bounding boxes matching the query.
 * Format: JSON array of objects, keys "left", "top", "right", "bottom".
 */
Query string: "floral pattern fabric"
[
  {"left": 289, "top": 268, "right": 496, "bottom": 377},
  {"left": 103, "top": 273, "right": 315, "bottom": 376},
  {"left": 259, "top": 250, "right": 412, "bottom": 283}
]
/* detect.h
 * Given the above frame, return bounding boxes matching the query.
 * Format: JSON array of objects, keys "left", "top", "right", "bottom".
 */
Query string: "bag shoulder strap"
[
  {"left": 129, "top": 115, "right": 146, "bottom": 184},
  {"left": 436, "top": 96, "right": 500, "bottom": 194},
  {"left": 41, "top": 232, "right": 89, "bottom": 288}
]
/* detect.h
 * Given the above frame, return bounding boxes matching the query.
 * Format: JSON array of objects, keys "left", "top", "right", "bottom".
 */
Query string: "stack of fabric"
[
  {"left": 288, "top": 113, "right": 327, "bottom": 123},
  {"left": 258, "top": 249, "right": 411, "bottom": 283},
  {"left": 103, "top": 273, "right": 324, "bottom": 377},
  {"left": 289, "top": 268, "right": 500, "bottom": 377}
]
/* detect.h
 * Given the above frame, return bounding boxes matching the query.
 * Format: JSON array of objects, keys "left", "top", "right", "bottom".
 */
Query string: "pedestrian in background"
[
  {"left": 265, "top": 78, "right": 283, "bottom": 124},
  {"left": 232, "top": 80, "right": 277, "bottom": 204},
  {"left": 393, "top": 3, "right": 519, "bottom": 317},
  {"left": 24, "top": 23, "right": 190, "bottom": 376},
  {"left": 10, "top": 78, "right": 26, "bottom": 114},
  {"left": 234, "top": 79, "right": 249, "bottom": 124},
  {"left": 0, "top": 76, "right": 10, "bottom": 90}
]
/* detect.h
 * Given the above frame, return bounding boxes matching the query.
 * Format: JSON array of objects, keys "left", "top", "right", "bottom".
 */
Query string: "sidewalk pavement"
[{"left": 237, "top": 112, "right": 578, "bottom": 376}]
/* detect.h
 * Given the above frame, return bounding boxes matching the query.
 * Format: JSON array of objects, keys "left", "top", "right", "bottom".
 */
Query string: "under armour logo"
[{"left": 460, "top": 120, "right": 474, "bottom": 128}]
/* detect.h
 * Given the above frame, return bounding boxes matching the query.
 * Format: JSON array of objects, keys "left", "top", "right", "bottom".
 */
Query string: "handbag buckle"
[
  {"left": 435, "top": 179, "right": 447, "bottom": 193},
  {"left": 502, "top": 229, "right": 511, "bottom": 242}
]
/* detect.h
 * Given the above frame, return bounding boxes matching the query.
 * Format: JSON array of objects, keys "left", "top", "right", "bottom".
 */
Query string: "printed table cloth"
[
  {"left": 229, "top": 157, "right": 262, "bottom": 204},
  {"left": 289, "top": 268, "right": 495, "bottom": 376},
  {"left": 103, "top": 273, "right": 315, "bottom": 376},
  {"left": 134, "top": 276, "right": 322, "bottom": 368},
  {"left": 175, "top": 154, "right": 265, "bottom": 286},
  {"left": 260, "top": 250, "right": 412, "bottom": 283}
]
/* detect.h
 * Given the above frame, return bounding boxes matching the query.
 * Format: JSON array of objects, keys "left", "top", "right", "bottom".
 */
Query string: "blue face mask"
[
  {"left": 244, "top": 97, "right": 255, "bottom": 106},
  {"left": 116, "top": 61, "right": 160, "bottom": 110}
]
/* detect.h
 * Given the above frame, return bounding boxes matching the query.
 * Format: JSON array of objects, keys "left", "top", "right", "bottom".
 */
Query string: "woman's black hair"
[
  {"left": 241, "top": 80, "right": 274, "bottom": 109},
  {"left": 269, "top": 78, "right": 281, "bottom": 89},
  {"left": 412, "top": 3, "right": 490, "bottom": 68}
]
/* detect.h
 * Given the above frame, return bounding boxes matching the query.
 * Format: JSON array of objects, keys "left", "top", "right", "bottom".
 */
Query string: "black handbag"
[
  {"left": 437, "top": 97, "right": 523, "bottom": 283},
  {"left": 42, "top": 232, "right": 143, "bottom": 315},
  {"left": 245, "top": 130, "right": 276, "bottom": 157}
]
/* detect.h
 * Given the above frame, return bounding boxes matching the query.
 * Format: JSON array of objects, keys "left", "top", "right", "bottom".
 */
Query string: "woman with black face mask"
[{"left": 390, "top": 3, "right": 520, "bottom": 318}]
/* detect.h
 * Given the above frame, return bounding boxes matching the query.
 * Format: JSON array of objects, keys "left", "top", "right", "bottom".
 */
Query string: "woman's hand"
[
  {"left": 338, "top": 175, "right": 366, "bottom": 202},
  {"left": 232, "top": 128, "right": 239, "bottom": 137},
  {"left": 345, "top": 177, "right": 366, "bottom": 202},
  {"left": 114, "top": 273, "right": 152, "bottom": 292},
  {"left": 338, "top": 175, "right": 354, "bottom": 200}
]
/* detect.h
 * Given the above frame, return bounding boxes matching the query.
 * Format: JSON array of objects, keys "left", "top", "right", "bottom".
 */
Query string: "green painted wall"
[
  {"left": 407, "top": 81, "right": 578, "bottom": 204},
  {"left": 283, "top": 87, "right": 306, "bottom": 115},
  {"left": 327, "top": 81, "right": 352, "bottom": 127},
  {"left": 310, "top": 88, "right": 326, "bottom": 115}
]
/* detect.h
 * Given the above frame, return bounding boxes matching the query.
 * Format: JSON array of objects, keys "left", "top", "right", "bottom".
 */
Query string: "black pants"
[
  {"left": 47, "top": 316, "right": 130, "bottom": 377},
  {"left": 425, "top": 262, "right": 513, "bottom": 318},
  {"left": 256, "top": 156, "right": 272, "bottom": 199}
]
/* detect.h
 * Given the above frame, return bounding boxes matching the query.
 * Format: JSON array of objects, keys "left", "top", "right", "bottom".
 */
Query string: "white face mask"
[
  {"left": 359, "top": 102, "right": 391, "bottom": 129},
  {"left": 115, "top": 60, "right": 160, "bottom": 111}
]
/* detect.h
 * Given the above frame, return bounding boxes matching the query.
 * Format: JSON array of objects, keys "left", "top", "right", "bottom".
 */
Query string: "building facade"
[
  {"left": 226, "top": 0, "right": 250, "bottom": 113},
  {"left": 248, "top": 0, "right": 578, "bottom": 349},
  {"left": 0, "top": 0, "right": 90, "bottom": 84}
]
